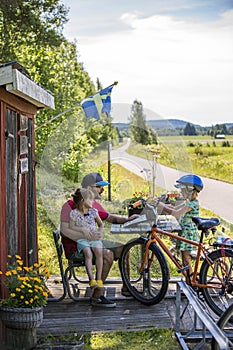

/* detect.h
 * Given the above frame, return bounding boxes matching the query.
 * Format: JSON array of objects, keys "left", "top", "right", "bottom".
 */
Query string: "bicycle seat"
[{"left": 192, "top": 216, "right": 220, "bottom": 230}]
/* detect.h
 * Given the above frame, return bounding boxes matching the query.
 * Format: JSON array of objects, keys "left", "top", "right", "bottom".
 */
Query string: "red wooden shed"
[{"left": 0, "top": 62, "right": 54, "bottom": 298}]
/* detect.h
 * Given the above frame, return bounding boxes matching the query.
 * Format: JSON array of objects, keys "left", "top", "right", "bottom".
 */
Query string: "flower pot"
[{"left": 0, "top": 306, "right": 43, "bottom": 350}]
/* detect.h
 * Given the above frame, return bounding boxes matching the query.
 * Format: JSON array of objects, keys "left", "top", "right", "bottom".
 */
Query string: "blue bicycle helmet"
[{"left": 175, "top": 174, "right": 203, "bottom": 192}]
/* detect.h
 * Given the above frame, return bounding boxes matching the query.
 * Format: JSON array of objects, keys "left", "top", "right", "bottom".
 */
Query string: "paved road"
[{"left": 111, "top": 140, "right": 233, "bottom": 225}]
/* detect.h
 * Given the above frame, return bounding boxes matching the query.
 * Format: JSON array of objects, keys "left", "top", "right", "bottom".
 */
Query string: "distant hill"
[
  {"left": 113, "top": 119, "right": 200, "bottom": 130},
  {"left": 147, "top": 119, "right": 200, "bottom": 129}
]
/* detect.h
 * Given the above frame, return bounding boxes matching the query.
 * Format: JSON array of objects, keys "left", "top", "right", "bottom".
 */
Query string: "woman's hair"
[{"left": 72, "top": 188, "right": 94, "bottom": 207}]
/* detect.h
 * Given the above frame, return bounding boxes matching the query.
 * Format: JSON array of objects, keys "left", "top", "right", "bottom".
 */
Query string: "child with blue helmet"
[{"left": 158, "top": 174, "right": 203, "bottom": 276}]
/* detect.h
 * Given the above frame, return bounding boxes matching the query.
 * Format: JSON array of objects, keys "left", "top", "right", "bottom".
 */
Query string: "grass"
[
  {"left": 126, "top": 136, "right": 233, "bottom": 184},
  {"left": 37, "top": 329, "right": 181, "bottom": 349}
]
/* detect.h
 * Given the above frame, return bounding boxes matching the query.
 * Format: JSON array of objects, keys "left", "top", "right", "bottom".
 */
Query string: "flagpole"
[{"left": 35, "top": 102, "right": 80, "bottom": 131}]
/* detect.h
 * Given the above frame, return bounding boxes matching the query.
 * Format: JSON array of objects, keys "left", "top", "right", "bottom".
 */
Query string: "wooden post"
[{"left": 108, "top": 142, "right": 111, "bottom": 201}]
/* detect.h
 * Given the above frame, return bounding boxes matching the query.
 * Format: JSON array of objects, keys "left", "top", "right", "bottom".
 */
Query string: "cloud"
[{"left": 75, "top": 9, "right": 233, "bottom": 125}]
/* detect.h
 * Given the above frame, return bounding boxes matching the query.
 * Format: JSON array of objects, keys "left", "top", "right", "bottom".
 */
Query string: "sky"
[{"left": 61, "top": 0, "right": 233, "bottom": 126}]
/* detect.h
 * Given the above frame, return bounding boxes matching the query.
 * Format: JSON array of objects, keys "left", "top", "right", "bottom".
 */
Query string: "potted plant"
[
  {"left": 0, "top": 255, "right": 50, "bottom": 350},
  {"left": 123, "top": 192, "right": 149, "bottom": 217}
]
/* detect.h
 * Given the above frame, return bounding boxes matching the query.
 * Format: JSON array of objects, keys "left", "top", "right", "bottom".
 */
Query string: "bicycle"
[
  {"left": 211, "top": 303, "right": 233, "bottom": 349},
  {"left": 119, "top": 198, "right": 233, "bottom": 317}
]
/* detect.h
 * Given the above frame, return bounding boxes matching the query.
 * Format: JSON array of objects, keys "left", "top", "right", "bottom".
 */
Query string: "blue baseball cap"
[{"left": 81, "top": 172, "right": 109, "bottom": 188}]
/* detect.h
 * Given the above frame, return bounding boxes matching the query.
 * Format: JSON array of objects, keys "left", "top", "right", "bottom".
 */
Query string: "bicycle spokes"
[{"left": 200, "top": 249, "right": 233, "bottom": 316}]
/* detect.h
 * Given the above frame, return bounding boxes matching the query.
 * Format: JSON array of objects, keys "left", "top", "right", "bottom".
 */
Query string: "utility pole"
[
  {"left": 144, "top": 147, "right": 161, "bottom": 197},
  {"left": 141, "top": 168, "right": 151, "bottom": 193},
  {"left": 151, "top": 149, "right": 161, "bottom": 197}
]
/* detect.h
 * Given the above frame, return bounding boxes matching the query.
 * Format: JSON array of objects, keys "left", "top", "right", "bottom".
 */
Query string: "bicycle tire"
[
  {"left": 119, "top": 237, "right": 169, "bottom": 305},
  {"left": 200, "top": 249, "right": 233, "bottom": 316},
  {"left": 211, "top": 303, "right": 233, "bottom": 350}
]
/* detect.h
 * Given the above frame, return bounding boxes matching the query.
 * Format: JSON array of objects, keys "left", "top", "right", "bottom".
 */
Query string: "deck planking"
[{"left": 37, "top": 276, "right": 193, "bottom": 336}]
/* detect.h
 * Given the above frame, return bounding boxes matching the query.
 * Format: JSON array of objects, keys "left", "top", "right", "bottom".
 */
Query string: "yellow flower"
[
  {"left": 1, "top": 254, "right": 49, "bottom": 308},
  {"left": 7, "top": 255, "right": 12, "bottom": 258}
]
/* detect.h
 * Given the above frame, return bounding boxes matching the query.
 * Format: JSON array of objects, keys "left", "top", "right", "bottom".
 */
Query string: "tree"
[
  {"left": 129, "top": 100, "right": 157, "bottom": 145},
  {"left": 0, "top": 0, "right": 68, "bottom": 62},
  {"left": 183, "top": 122, "right": 197, "bottom": 136},
  {"left": 0, "top": 0, "right": 118, "bottom": 179}
]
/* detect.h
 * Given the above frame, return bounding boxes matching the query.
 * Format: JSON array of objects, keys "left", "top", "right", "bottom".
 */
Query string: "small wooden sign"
[
  {"left": 19, "top": 135, "right": 28, "bottom": 155},
  {"left": 20, "top": 158, "right": 28, "bottom": 174},
  {"left": 19, "top": 114, "right": 28, "bottom": 131}
]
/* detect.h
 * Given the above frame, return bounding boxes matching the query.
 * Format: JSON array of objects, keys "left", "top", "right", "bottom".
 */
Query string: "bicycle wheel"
[
  {"left": 119, "top": 237, "right": 169, "bottom": 305},
  {"left": 211, "top": 303, "right": 233, "bottom": 350},
  {"left": 200, "top": 249, "right": 233, "bottom": 316}
]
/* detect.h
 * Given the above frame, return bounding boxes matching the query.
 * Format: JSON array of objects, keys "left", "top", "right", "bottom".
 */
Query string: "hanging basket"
[{"left": 0, "top": 306, "right": 43, "bottom": 329}]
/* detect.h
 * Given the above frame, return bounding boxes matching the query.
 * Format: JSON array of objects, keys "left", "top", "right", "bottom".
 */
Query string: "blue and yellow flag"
[{"left": 81, "top": 82, "right": 118, "bottom": 120}]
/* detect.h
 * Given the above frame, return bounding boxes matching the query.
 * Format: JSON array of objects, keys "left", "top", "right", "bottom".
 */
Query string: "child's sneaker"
[
  {"left": 89, "top": 279, "right": 98, "bottom": 289},
  {"left": 96, "top": 280, "right": 103, "bottom": 288}
]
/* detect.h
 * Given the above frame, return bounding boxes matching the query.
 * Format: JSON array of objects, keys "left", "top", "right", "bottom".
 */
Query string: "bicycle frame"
[{"left": 139, "top": 224, "right": 229, "bottom": 290}]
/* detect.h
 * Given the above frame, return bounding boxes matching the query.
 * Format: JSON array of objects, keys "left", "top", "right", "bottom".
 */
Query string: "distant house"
[{"left": 215, "top": 134, "right": 226, "bottom": 139}]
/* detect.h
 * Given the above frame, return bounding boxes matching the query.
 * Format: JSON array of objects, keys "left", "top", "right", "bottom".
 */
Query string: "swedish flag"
[{"left": 81, "top": 82, "right": 117, "bottom": 120}]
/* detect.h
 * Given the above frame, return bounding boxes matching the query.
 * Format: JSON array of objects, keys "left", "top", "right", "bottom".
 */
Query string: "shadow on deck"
[{"left": 38, "top": 276, "right": 190, "bottom": 336}]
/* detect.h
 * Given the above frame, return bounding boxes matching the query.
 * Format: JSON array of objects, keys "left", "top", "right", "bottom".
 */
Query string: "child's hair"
[{"left": 72, "top": 188, "right": 94, "bottom": 207}]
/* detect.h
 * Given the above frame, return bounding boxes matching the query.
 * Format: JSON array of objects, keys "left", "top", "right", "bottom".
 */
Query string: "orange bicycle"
[{"left": 119, "top": 198, "right": 233, "bottom": 317}]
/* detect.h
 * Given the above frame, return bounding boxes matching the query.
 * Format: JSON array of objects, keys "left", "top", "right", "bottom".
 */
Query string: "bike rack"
[{"left": 175, "top": 280, "right": 229, "bottom": 350}]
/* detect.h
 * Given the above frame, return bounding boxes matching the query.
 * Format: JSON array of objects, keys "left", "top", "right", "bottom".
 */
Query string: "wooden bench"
[{"left": 175, "top": 280, "right": 229, "bottom": 350}]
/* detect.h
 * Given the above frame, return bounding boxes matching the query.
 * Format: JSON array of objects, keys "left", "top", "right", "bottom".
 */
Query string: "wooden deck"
[{"left": 37, "top": 276, "right": 196, "bottom": 336}]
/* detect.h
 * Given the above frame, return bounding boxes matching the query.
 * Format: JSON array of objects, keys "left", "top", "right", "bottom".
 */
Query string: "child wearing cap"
[{"left": 69, "top": 188, "right": 104, "bottom": 290}]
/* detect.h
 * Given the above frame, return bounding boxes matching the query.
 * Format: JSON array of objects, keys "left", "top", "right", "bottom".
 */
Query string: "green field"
[{"left": 127, "top": 135, "right": 233, "bottom": 184}]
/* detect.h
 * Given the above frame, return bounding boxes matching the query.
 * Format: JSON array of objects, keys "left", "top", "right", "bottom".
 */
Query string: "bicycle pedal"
[{"left": 177, "top": 266, "right": 189, "bottom": 273}]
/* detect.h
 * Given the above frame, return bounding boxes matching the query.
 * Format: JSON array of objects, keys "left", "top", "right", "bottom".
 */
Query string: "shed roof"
[{"left": 0, "top": 62, "right": 54, "bottom": 109}]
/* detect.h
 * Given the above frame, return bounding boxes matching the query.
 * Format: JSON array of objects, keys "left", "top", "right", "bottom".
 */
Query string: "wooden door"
[{"left": 6, "top": 109, "right": 18, "bottom": 255}]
